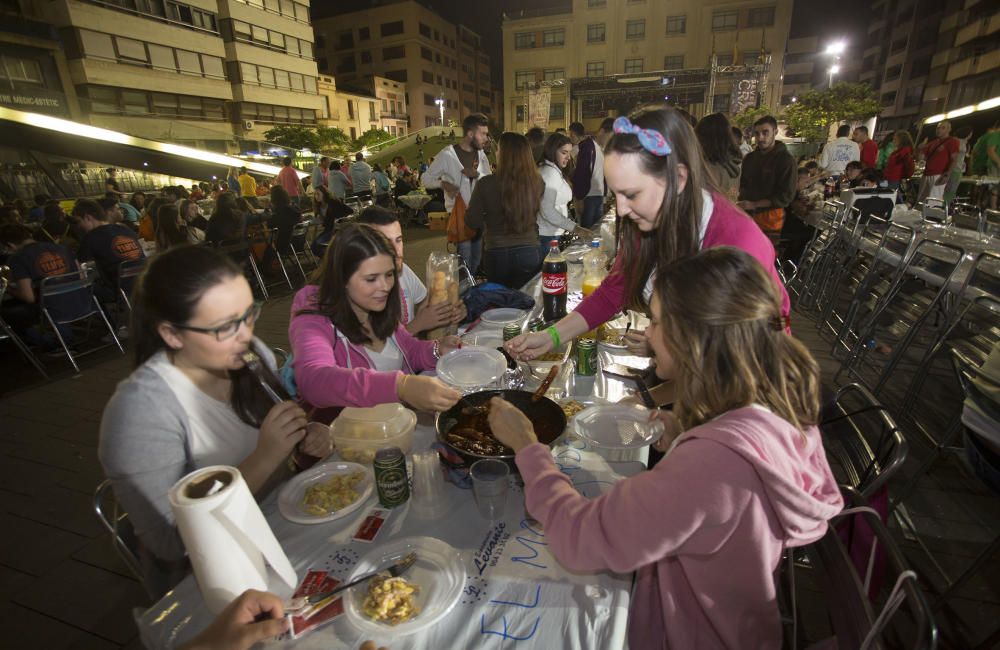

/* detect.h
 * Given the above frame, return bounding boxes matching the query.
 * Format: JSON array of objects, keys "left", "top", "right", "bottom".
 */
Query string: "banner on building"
[
  {"left": 730, "top": 77, "right": 759, "bottom": 115},
  {"left": 528, "top": 86, "right": 551, "bottom": 130}
]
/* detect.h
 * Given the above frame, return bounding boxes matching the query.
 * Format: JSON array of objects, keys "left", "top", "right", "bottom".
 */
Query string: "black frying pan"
[{"left": 435, "top": 389, "right": 567, "bottom": 469}]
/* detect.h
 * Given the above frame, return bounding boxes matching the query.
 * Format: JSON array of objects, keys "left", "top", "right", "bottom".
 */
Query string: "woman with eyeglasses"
[{"left": 99, "top": 245, "right": 331, "bottom": 597}]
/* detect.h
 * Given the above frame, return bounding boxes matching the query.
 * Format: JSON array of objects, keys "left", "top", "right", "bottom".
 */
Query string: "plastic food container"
[
  {"left": 436, "top": 346, "right": 506, "bottom": 393},
  {"left": 479, "top": 308, "right": 527, "bottom": 329},
  {"left": 572, "top": 403, "right": 665, "bottom": 449},
  {"left": 331, "top": 403, "right": 417, "bottom": 464}
]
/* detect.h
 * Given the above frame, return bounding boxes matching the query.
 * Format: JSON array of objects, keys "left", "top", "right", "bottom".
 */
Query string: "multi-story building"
[
  {"left": 780, "top": 36, "right": 862, "bottom": 107},
  {"left": 312, "top": 0, "right": 498, "bottom": 130},
  {"left": 501, "top": 0, "right": 793, "bottom": 131},
  {"left": 2, "top": 0, "right": 323, "bottom": 153},
  {"left": 929, "top": 0, "right": 1000, "bottom": 118}
]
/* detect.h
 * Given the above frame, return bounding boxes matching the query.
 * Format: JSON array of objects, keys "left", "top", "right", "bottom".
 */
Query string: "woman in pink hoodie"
[
  {"left": 289, "top": 224, "right": 461, "bottom": 418},
  {"left": 490, "top": 247, "right": 843, "bottom": 650},
  {"left": 507, "top": 106, "right": 789, "bottom": 362}
]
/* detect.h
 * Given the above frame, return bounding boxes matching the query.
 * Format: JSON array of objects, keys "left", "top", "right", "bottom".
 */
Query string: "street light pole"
[
  {"left": 829, "top": 64, "right": 840, "bottom": 88},
  {"left": 435, "top": 98, "right": 445, "bottom": 126}
]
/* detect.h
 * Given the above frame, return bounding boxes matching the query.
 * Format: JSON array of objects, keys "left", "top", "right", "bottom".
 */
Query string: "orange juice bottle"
[{"left": 581, "top": 239, "right": 606, "bottom": 339}]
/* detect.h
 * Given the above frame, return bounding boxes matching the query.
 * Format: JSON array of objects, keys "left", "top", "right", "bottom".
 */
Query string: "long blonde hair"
[{"left": 655, "top": 247, "right": 820, "bottom": 432}]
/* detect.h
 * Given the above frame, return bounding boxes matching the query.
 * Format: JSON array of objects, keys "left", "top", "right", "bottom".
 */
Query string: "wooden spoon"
[{"left": 532, "top": 364, "right": 560, "bottom": 402}]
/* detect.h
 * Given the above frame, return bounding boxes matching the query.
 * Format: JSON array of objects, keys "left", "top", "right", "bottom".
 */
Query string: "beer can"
[
  {"left": 503, "top": 323, "right": 522, "bottom": 342},
  {"left": 528, "top": 317, "right": 546, "bottom": 332},
  {"left": 576, "top": 338, "right": 597, "bottom": 376},
  {"left": 373, "top": 447, "right": 410, "bottom": 508}
]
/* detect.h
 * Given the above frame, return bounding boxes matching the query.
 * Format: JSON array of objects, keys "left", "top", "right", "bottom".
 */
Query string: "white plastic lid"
[
  {"left": 479, "top": 308, "right": 527, "bottom": 327},
  {"left": 572, "top": 404, "right": 665, "bottom": 449},
  {"left": 436, "top": 346, "right": 506, "bottom": 390},
  {"left": 331, "top": 403, "right": 417, "bottom": 440}
]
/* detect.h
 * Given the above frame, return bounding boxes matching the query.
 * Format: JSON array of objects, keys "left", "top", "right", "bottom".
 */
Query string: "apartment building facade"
[
  {"left": 1, "top": 0, "right": 323, "bottom": 153},
  {"left": 312, "top": 0, "right": 498, "bottom": 130},
  {"left": 781, "top": 36, "right": 862, "bottom": 107},
  {"left": 501, "top": 0, "right": 793, "bottom": 131}
]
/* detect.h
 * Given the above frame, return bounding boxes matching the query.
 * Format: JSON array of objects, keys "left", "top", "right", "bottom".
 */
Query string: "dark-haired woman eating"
[
  {"left": 99, "top": 245, "right": 330, "bottom": 596},
  {"left": 289, "top": 223, "right": 461, "bottom": 415}
]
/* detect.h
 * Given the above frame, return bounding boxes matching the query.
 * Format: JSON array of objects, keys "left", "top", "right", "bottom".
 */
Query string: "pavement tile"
[
  {"left": 0, "top": 564, "right": 34, "bottom": 601},
  {"left": 0, "top": 513, "right": 89, "bottom": 576},
  {"left": 2, "top": 437, "right": 99, "bottom": 474},
  {"left": 71, "top": 536, "right": 137, "bottom": 581},
  {"left": 1, "top": 602, "right": 120, "bottom": 650},
  {"left": 0, "top": 485, "right": 103, "bottom": 539},
  {"left": 13, "top": 559, "right": 145, "bottom": 645}
]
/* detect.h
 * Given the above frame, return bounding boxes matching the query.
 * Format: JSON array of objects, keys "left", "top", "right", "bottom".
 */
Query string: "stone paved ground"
[{"left": 0, "top": 226, "right": 996, "bottom": 648}]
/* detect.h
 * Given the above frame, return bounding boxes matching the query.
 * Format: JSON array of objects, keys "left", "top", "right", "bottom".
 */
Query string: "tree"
[
  {"left": 783, "top": 82, "right": 881, "bottom": 142},
  {"left": 315, "top": 126, "right": 352, "bottom": 155},
  {"left": 262, "top": 125, "right": 320, "bottom": 151},
  {"left": 731, "top": 106, "right": 776, "bottom": 132},
  {"left": 353, "top": 128, "right": 393, "bottom": 150}
]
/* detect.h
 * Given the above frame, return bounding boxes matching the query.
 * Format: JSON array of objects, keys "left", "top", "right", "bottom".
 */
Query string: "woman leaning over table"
[
  {"left": 288, "top": 223, "right": 461, "bottom": 421},
  {"left": 507, "top": 106, "right": 789, "bottom": 361},
  {"left": 465, "top": 132, "right": 546, "bottom": 289},
  {"left": 537, "top": 132, "right": 592, "bottom": 256},
  {"left": 98, "top": 246, "right": 331, "bottom": 597},
  {"left": 489, "top": 247, "right": 843, "bottom": 650}
]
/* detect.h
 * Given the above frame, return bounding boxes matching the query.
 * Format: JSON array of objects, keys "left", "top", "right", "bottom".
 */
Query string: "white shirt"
[
  {"left": 537, "top": 160, "right": 576, "bottom": 236},
  {"left": 366, "top": 337, "right": 403, "bottom": 372},
  {"left": 147, "top": 349, "right": 266, "bottom": 469},
  {"left": 819, "top": 137, "right": 860, "bottom": 174},
  {"left": 740, "top": 142, "right": 753, "bottom": 157},
  {"left": 642, "top": 191, "right": 714, "bottom": 303},
  {"left": 398, "top": 263, "right": 427, "bottom": 325}
]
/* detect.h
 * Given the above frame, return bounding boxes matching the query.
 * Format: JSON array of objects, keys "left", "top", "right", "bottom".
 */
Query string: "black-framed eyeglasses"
[{"left": 172, "top": 302, "right": 262, "bottom": 341}]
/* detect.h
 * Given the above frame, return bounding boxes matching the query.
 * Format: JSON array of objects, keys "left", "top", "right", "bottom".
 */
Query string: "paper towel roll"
[{"left": 169, "top": 465, "right": 297, "bottom": 613}]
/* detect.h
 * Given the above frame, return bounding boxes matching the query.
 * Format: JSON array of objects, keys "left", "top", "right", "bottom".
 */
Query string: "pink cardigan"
[
  {"left": 516, "top": 406, "right": 843, "bottom": 650},
  {"left": 576, "top": 193, "right": 791, "bottom": 328},
  {"left": 288, "top": 285, "right": 438, "bottom": 408}
]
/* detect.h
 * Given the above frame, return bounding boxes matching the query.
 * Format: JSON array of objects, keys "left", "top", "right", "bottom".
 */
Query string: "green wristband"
[{"left": 545, "top": 326, "right": 561, "bottom": 350}]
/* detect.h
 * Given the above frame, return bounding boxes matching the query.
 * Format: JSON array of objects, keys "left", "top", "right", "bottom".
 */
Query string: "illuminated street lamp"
[
  {"left": 829, "top": 64, "right": 841, "bottom": 88},
  {"left": 825, "top": 41, "right": 846, "bottom": 56},
  {"left": 435, "top": 97, "right": 445, "bottom": 126}
]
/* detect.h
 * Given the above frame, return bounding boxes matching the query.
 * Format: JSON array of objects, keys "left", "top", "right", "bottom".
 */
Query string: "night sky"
[{"left": 311, "top": 0, "right": 870, "bottom": 82}]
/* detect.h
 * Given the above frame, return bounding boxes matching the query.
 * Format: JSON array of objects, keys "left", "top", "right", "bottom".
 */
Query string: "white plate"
[
  {"left": 460, "top": 329, "right": 503, "bottom": 350},
  {"left": 277, "top": 462, "right": 373, "bottom": 525},
  {"left": 572, "top": 403, "right": 665, "bottom": 449},
  {"left": 345, "top": 536, "right": 465, "bottom": 636},
  {"left": 436, "top": 346, "right": 506, "bottom": 390},
  {"left": 479, "top": 308, "right": 527, "bottom": 328}
]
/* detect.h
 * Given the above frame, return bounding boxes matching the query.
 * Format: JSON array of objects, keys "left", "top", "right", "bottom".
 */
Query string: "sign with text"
[
  {"left": 528, "top": 86, "right": 551, "bottom": 130},
  {"left": 730, "top": 77, "right": 759, "bottom": 115}
]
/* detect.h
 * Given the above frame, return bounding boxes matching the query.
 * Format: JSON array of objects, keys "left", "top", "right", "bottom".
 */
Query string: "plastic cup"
[
  {"left": 470, "top": 459, "right": 509, "bottom": 522},
  {"left": 411, "top": 451, "right": 446, "bottom": 519}
]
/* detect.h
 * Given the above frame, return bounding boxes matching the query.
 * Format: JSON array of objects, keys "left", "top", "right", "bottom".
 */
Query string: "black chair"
[
  {"left": 115, "top": 257, "right": 146, "bottom": 316},
  {"left": 0, "top": 274, "right": 48, "bottom": 378},
  {"left": 214, "top": 238, "right": 268, "bottom": 300},
  {"left": 93, "top": 480, "right": 152, "bottom": 598},
  {"left": 39, "top": 268, "right": 124, "bottom": 373}
]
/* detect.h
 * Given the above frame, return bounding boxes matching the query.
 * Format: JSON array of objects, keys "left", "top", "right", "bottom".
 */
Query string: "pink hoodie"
[
  {"left": 575, "top": 193, "right": 791, "bottom": 328},
  {"left": 516, "top": 406, "right": 843, "bottom": 650},
  {"left": 288, "top": 285, "right": 438, "bottom": 408}
]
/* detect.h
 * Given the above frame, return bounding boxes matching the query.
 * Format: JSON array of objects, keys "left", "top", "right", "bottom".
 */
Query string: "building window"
[
  {"left": 743, "top": 51, "right": 764, "bottom": 65},
  {"left": 0, "top": 56, "right": 43, "bottom": 83},
  {"left": 515, "top": 70, "right": 534, "bottom": 89},
  {"left": 423, "top": 93, "right": 437, "bottom": 106},
  {"left": 335, "top": 55, "right": 355, "bottom": 74},
  {"left": 549, "top": 102, "right": 565, "bottom": 120},
  {"left": 586, "top": 61, "right": 605, "bottom": 77},
  {"left": 542, "top": 29, "right": 565, "bottom": 47},
  {"left": 515, "top": 32, "right": 535, "bottom": 49},
  {"left": 80, "top": 30, "right": 116, "bottom": 59},
  {"left": 903, "top": 85, "right": 923, "bottom": 107},
  {"left": 587, "top": 0, "right": 606, "bottom": 6},
  {"left": 234, "top": 0, "right": 310, "bottom": 25},
  {"left": 712, "top": 10, "right": 738, "bottom": 31},
  {"left": 422, "top": 70, "right": 434, "bottom": 83},
  {"left": 713, "top": 94, "right": 730, "bottom": 112},
  {"left": 890, "top": 37, "right": 907, "bottom": 53},
  {"left": 747, "top": 7, "right": 776, "bottom": 27},
  {"left": 385, "top": 69, "right": 406, "bottom": 82},
  {"left": 381, "top": 21, "right": 404, "bottom": 37},
  {"left": 625, "top": 19, "right": 645, "bottom": 40},
  {"left": 665, "top": 15, "right": 686, "bottom": 35},
  {"left": 230, "top": 20, "right": 313, "bottom": 60},
  {"left": 116, "top": 37, "right": 149, "bottom": 63},
  {"left": 360, "top": 51, "right": 372, "bottom": 64},
  {"left": 663, "top": 55, "right": 684, "bottom": 70},
  {"left": 421, "top": 46, "right": 433, "bottom": 61},
  {"left": 881, "top": 91, "right": 897, "bottom": 106},
  {"left": 419, "top": 22, "right": 431, "bottom": 38},
  {"left": 383, "top": 45, "right": 405, "bottom": 60},
  {"left": 369, "top": 101, "right": 376, "bottom": 121},
  {"left": 543, "top": 68, "right": 564, "bottom": 82},
  {"left": 437, "top": 75, "right": 443, "bottom": 85},
  {"left": 886, "top": 64, "right": 902, "bottom": 81},
  {"left": 624, "top": 58, "right": 643, "bottom": 73},
  {"left": 516, "top": 105, "right": 526, "bottom": 121},
  {"left": 715, "top": 53, "right": 734, "bottom": 66},
  {"left": 359, "top": 26, "right": 370, "bottom": 40},
  {"left": 587, "top": 23, "right": 605, "bottom": 43}
]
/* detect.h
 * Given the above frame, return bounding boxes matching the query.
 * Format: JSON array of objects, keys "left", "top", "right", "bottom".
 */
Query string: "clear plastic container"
[
  {"left": 572, "top": 403, "right": 665, "bottom": 449},
  {"left": 331, "top": 403, "right": 417, "bottom": 464},
  {"left": 436, "top": 346, "right": 506, "bottom": 393},
  {"left": 426, "top": 252, "right": 459, "bottom": 340}
]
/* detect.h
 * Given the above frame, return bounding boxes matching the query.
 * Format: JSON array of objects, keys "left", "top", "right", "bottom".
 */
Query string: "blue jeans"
[
  {"left": 580, "top": 195, "right": 604, "bottom": 229},
  {"left": 457, "top": 236, "right": 482, "bottom": 275},
  {"left": 483, "top": 244, "right": 543, "bottom": 289},
  {"left": 539, "top": 235, "right": 560, "bottom": 259}
]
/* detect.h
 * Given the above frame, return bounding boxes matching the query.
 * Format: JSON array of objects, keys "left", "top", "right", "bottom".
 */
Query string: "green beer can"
[
  {"left": 373, "top": 447, "right": 410, "bottom": 507},
  {"left": 576, "top": 338, "right": 596, "bottom": 376}
]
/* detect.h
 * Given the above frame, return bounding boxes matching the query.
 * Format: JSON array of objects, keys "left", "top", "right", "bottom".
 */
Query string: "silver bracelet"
[{"left": 432, "top": 339, "right": 441, "bottom": 359}]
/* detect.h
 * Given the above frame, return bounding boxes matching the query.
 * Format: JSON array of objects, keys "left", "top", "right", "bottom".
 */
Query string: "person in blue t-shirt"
[{"left": 73, "top": 198, "right": 145, "bottom": 301}]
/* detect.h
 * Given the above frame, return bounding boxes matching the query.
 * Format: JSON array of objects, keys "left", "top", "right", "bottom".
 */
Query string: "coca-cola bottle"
[{"left": 542, "top": 240, "right": 567, "bottom": 322}]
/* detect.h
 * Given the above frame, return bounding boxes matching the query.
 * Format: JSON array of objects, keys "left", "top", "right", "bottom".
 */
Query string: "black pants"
[
  {"left": 483, "top": 244, "right": 542, "bottom": 289},
  {"left": 779, "top": 213, "right": 816, "bottom": 265}
]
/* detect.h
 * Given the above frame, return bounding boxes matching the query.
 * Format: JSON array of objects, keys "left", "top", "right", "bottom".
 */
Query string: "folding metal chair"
[
  {"left": 286, "top": 221, "right": 316, "bottom": 282},
  {"left": 93, "top": 480, "right": 152, "bottom": 598},
  {"left": 248, "top": 226, "right": 294, "bottom": 292},
  {"left": 215, "top": 238, "right": 268, "bottom": 300},
  {"left": 115, "top": 257, "right": 146, "bottom": 315},
  {"left": 0, "top": 274, "right": 48, "bottom": 377},
  {"left": 39, "top": 268, "right": 124, "bottom": 373}
]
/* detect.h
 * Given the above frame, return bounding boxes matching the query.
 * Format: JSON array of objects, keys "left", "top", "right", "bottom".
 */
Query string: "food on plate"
[
  {"left": 599, "top": 328, "right": 627, "bottom": 347},
  {"left": 534, "top": 350, "right": 565, "bottom": 361},
  {"left": 560, "top": 400, "right": 586, "bottom": 418},
  {"left": 301, "top": 471, "right": 365, "bottom": 516},
  {"left": 362, "top": 575, "right": 420, "bottom": 625}
]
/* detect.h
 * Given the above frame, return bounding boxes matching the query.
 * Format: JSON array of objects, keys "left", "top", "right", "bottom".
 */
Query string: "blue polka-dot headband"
[{"left": 613, "top": 116, "right": 672, "bottom": 156}]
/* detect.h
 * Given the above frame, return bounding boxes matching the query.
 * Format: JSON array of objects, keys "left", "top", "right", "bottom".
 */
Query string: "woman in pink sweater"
[
  {"left": 507, "top": 107, "right": 789, "bottom": 362},
  {"left": 490, "top": 247, "right": 842, "bottom": 650},
  {"left": 288, "top": 224, "right": 461, "bottom": 418}
]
